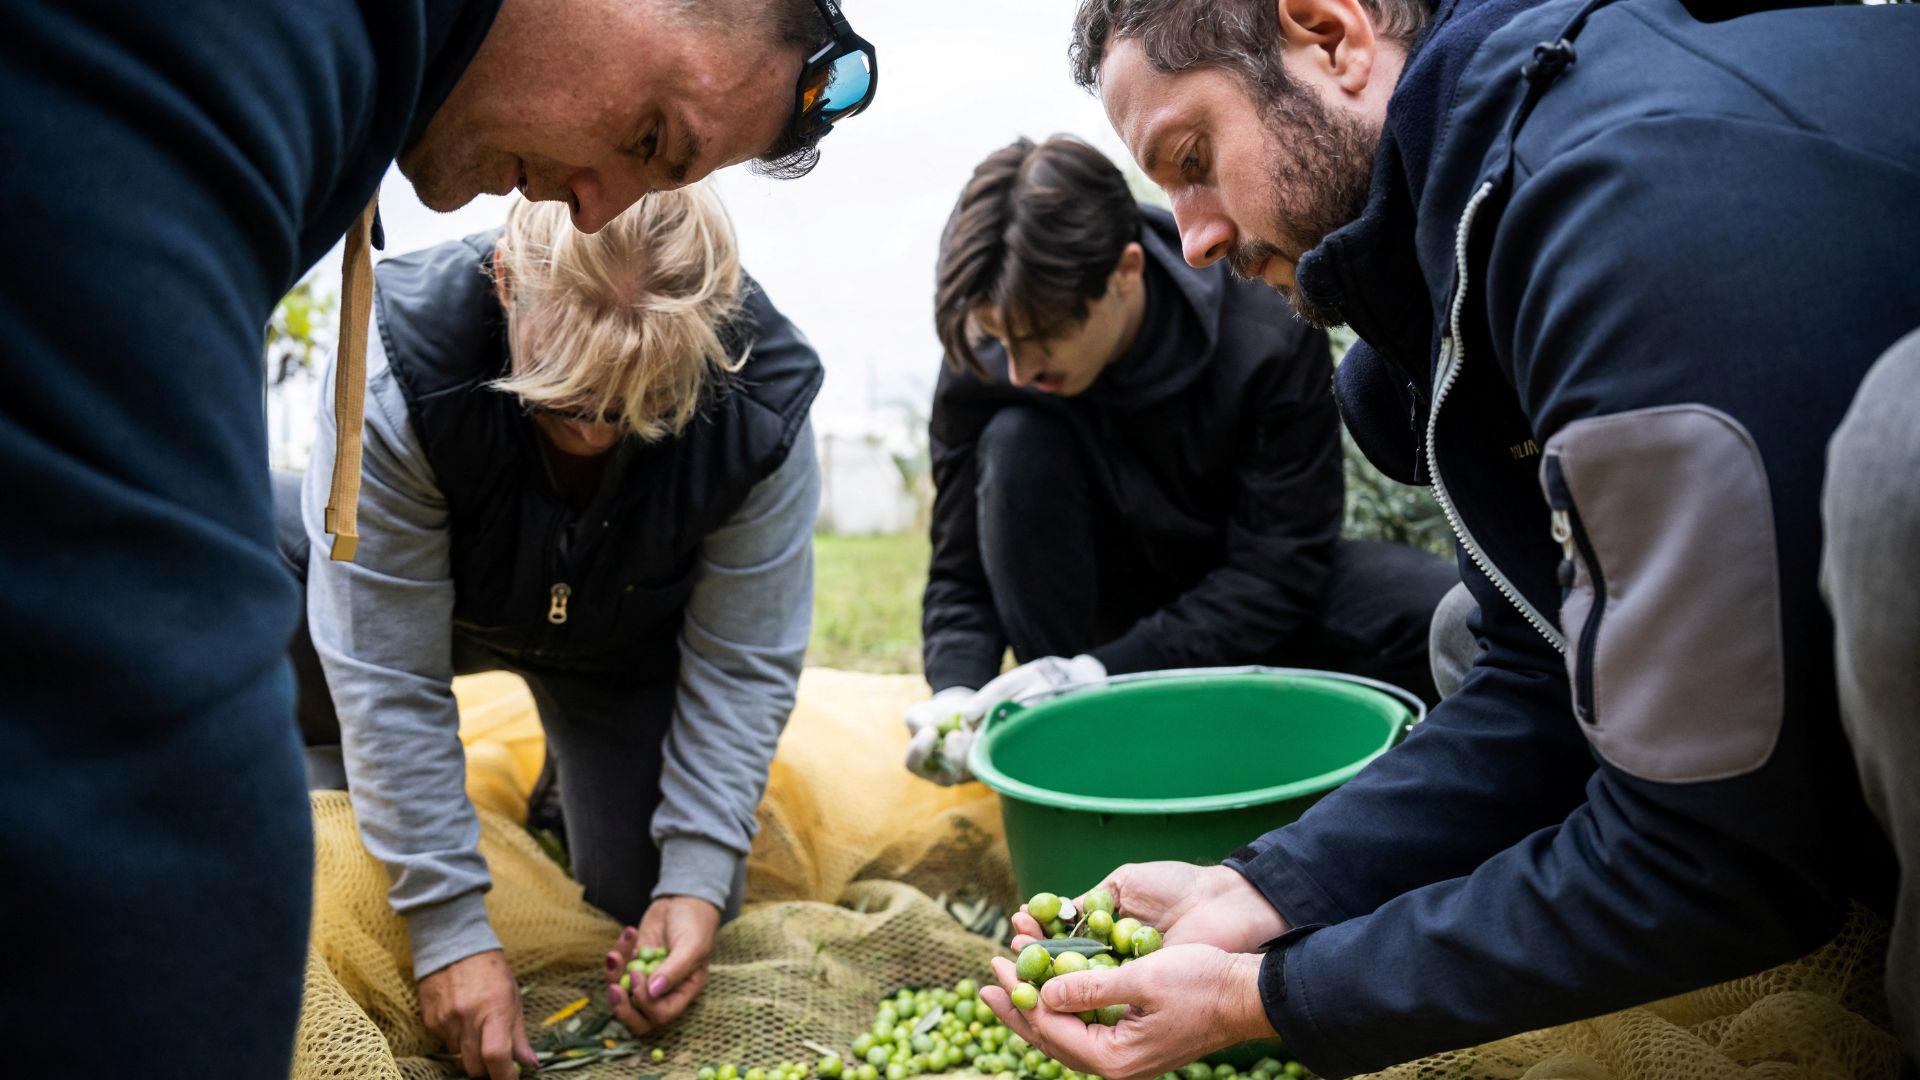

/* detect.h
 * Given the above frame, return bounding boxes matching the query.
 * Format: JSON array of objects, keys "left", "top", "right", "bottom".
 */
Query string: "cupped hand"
[
  {"left": 979, "top": 944, "right": 1273, "bottom": 1080},
  {"left": 417, "top": 949, "right": 539, "bottom": 1080},
  {"left": 1010, "top": 862, "right": 1289, "bottom": 955},
  {"left": 606, "top": 896, "right": 720, "bottom": 1035}
]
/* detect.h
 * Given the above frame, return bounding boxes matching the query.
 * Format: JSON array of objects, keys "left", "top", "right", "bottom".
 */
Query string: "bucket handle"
[{"left": 1000, "top": 665, "right": 1426, "bottom": 728}]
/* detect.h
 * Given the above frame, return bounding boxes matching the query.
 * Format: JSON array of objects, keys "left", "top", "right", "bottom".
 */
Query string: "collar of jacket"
[{"left": 1297, "top": 0, "right": 1552, "bottom": 381}]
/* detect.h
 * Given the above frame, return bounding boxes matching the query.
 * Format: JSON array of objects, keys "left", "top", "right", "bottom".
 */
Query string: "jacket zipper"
[
  {"left": 1545, "top": 458, "right": 1603, "bottom": 722},
  {"left": 547, "top": 582, "right": 572, "bottom": 625},
  {"left": 1426, "top": 180, "right": 1568, "bottom": 655}
]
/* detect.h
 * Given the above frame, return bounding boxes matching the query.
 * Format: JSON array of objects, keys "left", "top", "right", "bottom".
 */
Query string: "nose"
[
  {"left": 1171, "top": 192, "right": 1233, "bottom": 269},
  {"left": 1004, "top": 348, "right": 1036, "bottom": 388},
  {"left": 564, "top": 419, "right": 621, "bottom": 452},
  {"left": 565, "top": 165, "right": 652, "bottom": 234}
]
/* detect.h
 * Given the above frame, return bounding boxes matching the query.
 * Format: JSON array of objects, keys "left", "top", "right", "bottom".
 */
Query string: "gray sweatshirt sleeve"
[
  {"left": 302, "top": 336, "right": 501, "bottom": 979},
  {"left": 650, "top": 420, "right": 819, "bottom": 909}
]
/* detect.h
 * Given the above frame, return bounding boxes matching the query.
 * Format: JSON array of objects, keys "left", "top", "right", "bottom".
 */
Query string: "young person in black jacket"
[{"left": 907, "top": 136, "right": 1456, "bottom": 783}]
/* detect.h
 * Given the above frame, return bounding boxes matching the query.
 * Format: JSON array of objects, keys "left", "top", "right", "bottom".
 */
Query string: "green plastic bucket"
[{"left": 969, "top": 667, "right": 1422, "bottom": 900}]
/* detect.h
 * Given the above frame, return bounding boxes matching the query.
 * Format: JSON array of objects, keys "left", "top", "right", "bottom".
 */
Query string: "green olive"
[
  {"left": 1045, "top": 918, "right": 1068, "bottom": 937},
  {"left": 1015, "top": 943, "right": 1054, "bottom": 982},
  {"left": 1051, "top": 951, "right": 1089, "bottom": 976},
  {"left": 1027, "top": 893, "right": 1062, "bottom": 924},
  {"left": 1082, "top": 888, "right": 1116, "bottom": 917},
  {"left": 1131, "top": 926, "right": 1164, "bottom": 957},
  {"left": 1089, "top": 952, "right": 1118, "bottom": 970},
  {"left": 1086, "top": 910, "right": 1114, "bottom": 940},
  {"left": 651, "top": 1049, "right": 666, "bottom": 1063},
  {"left": 619, "top": 972, "right": 632, "bottom": 991},
  {"left": 819, "top": 1056, "right": 844, "bottom": 1079},
  {"left": 1097, "top": 1004, "right": 1127, "bottom": 1026},
  {"left": 1011, "top": 982, "right": 1039, "bottom": 1010},
  {"left": 1109, "top": 916, "right": 1141, "bottom": 955}
]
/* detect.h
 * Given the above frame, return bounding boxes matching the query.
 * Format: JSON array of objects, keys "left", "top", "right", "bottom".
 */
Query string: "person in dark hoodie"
[
  {"left": 907, "top": 135, "right": 1458, "bottom": 784},
  {"left": 970, "top": 0, "right": 1920, "bottom": 1077},
  {"left": 0, "top": 0, "right": 876, "bottom": 1074}
]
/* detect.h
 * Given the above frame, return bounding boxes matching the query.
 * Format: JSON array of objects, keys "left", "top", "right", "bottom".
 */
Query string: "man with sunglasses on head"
[
  {"left": 1, "top": 0, "right": 874, "bottom": 1074},
  {"left": 908, "top": 135, "right": 1458, "bottom": 785}
]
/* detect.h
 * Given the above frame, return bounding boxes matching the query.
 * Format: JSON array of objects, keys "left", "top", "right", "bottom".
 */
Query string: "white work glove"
[
  {"left": 904, "top": 686, "right": 977, "bottom": 786},
  {"left": 959, "top": 654, "right": 1107, "bottom": 724}
]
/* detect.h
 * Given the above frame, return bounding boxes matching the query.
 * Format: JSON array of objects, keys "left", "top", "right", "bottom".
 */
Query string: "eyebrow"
[{"left": 669, "top": 129, "right": 702, "bottom": 185}]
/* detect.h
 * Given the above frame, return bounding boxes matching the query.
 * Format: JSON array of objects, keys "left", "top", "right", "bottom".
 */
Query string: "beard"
[{"left": 1224, "top": 82, "right": 1379, "bottom": 329}]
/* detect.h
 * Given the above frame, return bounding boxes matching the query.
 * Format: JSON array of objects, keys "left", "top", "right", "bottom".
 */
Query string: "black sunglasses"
[{"left": 789, "top": 0, "right": 878, "bottom": 145}]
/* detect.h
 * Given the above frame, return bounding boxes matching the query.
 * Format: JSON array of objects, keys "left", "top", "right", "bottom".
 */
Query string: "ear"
[
  {"left": 1111, "top": 241, "right": 1147, "bottom": 290},
  {"left": 492, "top": 242, "right": 512, "bottom": 308},
  {"left": 1274, "top": 0, "right": 1379, "bottom": 96}
]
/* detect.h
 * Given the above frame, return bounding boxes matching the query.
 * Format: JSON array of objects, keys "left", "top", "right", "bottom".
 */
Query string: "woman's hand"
[{"left": 605, "top": 896, "right": 721, "bottom": 1034}]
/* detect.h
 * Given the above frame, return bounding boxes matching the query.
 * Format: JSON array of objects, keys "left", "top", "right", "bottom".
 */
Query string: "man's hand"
[
  {"left": 417, "top": 949, "right": 539, "bottom": 1080},
  {"left": 904, "top": 686, "right": 976, "bottom": 785},
  {"left": 606, "top": 896, "right": 721, "bottom": 1034},
  {"left": 979, "top": 945, "right": 1273, "bottom": 1080},
  {"left": 1010, "top": 863, "right": 1289, "bottom": 955},
  {"left": 961, "top": 655, "right": 1107, "bottom": 724}
]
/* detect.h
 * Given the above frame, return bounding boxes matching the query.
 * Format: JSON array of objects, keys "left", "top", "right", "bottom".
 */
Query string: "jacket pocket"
[{"left": 1541, "top": 405, "right": 1785, "bottom": 783}]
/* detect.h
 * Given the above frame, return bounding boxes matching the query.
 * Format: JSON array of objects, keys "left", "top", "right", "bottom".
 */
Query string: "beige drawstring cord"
[{"left": 324, "top": 196, "right": 379, "bottom": 562}]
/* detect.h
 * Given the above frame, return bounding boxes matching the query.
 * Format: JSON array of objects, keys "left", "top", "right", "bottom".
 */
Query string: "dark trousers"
[
  {"left": 974, "top": 407, "right": 1457, "bottom": 705},
  {"left": 272, "top": 473, "right": 732, "bottom": 926}
]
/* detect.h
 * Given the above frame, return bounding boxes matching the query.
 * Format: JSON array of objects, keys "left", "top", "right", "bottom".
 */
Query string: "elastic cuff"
[
  {"left": 405, "top": 891, "right": 502, "bottom": 980},
  {"left": 654, "top": 835, "right": 742, "bottom": 911},
  {"left": 1261, "top": 927, "right": 1358, "bottom": 1079},
  {"left": 925, "top": 650, "right": 1004, "bottom": 694},
  {"left": 1223, "top": 841, "right": 1352, "bottom": 930},
  {"left": 1088, "top": 627, "right": 1171, "bottom": 677}
]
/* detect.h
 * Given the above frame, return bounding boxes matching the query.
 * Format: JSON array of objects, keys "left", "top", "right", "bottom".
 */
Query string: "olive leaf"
[
  {"left": 1036, "top": 937, "right": 1111, "bottom": 958},
  {"left": 912, "top": 1006, "right": 945, "bottom": 1036}
]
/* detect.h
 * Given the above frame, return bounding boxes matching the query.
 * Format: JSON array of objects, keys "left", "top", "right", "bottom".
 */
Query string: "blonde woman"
[{"left": 273, "top": 187, "right": 820, "bottom": 1078}]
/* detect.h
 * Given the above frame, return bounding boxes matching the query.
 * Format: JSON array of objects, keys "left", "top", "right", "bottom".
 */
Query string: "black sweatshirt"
[{"left": 921, "top": 205, "right": 1340, "bottom": 691}]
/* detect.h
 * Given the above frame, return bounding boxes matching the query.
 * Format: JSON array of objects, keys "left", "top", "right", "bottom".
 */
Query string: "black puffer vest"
[{"left": 374, "top": 231, "right": 822, "bottom": 678}]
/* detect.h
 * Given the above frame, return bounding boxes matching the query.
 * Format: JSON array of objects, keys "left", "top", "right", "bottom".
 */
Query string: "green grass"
[{"left": 809, "top": 531, "right": 930, "bottom": 675}]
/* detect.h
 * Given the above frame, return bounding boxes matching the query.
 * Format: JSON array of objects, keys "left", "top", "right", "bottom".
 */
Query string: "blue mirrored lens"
[{"left": 817, "top": 52, "right": 872, "bottom": 119}]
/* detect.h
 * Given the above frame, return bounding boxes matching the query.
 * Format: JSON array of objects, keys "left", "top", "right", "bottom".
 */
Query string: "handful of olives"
[
  {"left": 1010, "top": 888, "right": 1164, "bottom": 1026},
  {"left": 615, "top": 946, "right": 670, "bottom": 993}
]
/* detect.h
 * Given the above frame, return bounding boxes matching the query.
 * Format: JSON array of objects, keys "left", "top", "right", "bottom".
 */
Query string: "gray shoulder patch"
[{"left": 1543, "top": 405, "right": 1784, "bottom": 783}]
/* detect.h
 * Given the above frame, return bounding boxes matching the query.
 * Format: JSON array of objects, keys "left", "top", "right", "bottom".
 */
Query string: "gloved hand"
[
  {"left": 905, "top": 686, "right": 976, "bottom": 786},
  {"left": 959, "top": 654, "right": 1107, "bottom": 724},
  {"left": 904, "top": 656, "right": 1108, "bottom": 787}
]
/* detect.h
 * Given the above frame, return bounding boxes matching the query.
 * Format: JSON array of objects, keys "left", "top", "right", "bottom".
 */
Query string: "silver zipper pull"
[
  {"left": 548, "top": 583, "right": 572, "bottom": 625},
  {"left": 1550, "top": 509, "right": 1576, "bottom": 561}
]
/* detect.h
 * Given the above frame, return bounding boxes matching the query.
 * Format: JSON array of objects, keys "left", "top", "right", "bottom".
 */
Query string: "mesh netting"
[
  {"left": 295, "top": 789, "right": 1005, "bottom": 1079},
  {"left": 293, "top": 669, "right": 1015, "bottom": 1080},
  {"left": 292, "top": 668, "right": 1899, "bottom": 1080},
  {"left": 1353, "top": 904, "right": 1901, "bottom": 1080}
]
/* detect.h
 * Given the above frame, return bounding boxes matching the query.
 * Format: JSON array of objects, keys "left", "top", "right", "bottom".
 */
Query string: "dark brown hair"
[
  {"left": 1069, "top": 0, "right": 1430, "bottom": 98},
  {"left": 934, "top": 136, "right": 1144, "bottom": 377}
]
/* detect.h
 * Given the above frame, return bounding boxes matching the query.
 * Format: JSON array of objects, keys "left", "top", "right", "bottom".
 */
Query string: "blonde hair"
[{"left": 489, "top": 185, "right": 746, "bottom": 442}]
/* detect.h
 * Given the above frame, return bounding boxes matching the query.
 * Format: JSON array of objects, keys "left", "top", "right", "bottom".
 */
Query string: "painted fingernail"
[
  {"left": 608, "top": 984, "right": 623, "bottom": 1009},
  {"left": 605, "top": 952, "right": 619, "bottom": 971},
  {"left": 649, "top": 976, "right": 668, "bottom": 998}
]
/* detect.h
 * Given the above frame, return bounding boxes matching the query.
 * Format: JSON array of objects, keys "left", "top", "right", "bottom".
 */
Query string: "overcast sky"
[{"left": 342, "top": 0, "right": 1135, "bottom": 432}]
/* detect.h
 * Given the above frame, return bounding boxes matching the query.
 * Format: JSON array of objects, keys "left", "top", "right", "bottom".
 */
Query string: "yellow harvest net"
[{"left": 289, "top": 669, "right": 1901, "bottom": 1080}]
